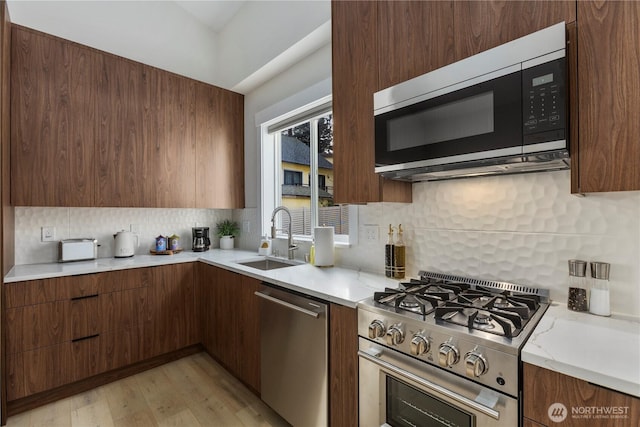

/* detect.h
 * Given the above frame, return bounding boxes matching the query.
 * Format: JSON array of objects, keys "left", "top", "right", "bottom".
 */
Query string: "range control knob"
[
  {"left": 386, "top": 324, "right": 405, "bottom": 346},
  {"left": 410, "top": 334, "right": 431, "bottom": 356},
  {"left": 465, "top": 351, "right": 489, "bottom": 377},
  {"left": 438, "top": 342, "right": 460, "bottom": 367},
  {"left": 368, "top": 320, "right": 385, "bottom": 339}
]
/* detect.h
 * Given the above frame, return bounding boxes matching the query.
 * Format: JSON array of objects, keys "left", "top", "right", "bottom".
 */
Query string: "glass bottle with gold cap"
[{"left": 393, "top": 224, "right": 406, "bottom": 279}]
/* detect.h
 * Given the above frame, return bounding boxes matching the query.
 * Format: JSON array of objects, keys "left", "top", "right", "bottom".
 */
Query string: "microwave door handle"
[{"left": 358, "top": 350, "right": 500, "bottom": 420}]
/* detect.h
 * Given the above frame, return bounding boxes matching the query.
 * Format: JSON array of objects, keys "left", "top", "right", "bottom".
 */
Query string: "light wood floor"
[{"left": 6, "top": 352, "right": 290, "bottom": 427}]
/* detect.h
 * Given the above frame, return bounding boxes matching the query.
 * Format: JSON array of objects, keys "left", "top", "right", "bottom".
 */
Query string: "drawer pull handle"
[
  {"left": 72, "top": 334, "right": 99, "bottom": 343},
  {"left": 71, "top": 294, "right": 99, "bottom": 301}
]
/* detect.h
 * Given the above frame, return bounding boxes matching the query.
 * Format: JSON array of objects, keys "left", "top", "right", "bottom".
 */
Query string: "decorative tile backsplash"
[
  {"left": 334, "top": 171, "right": 640, "bottom": 317},
  {"left": 14, "top": 171, "right": 640, "bottom": 317},
  {"left": 14, "top": 207, "right": 232, "bottom": 264}
]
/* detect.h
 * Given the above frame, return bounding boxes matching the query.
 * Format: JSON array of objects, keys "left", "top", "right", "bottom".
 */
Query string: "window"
[
  {"left": 284, "top": 170, "right": 303, "bottom": 186},
  {"left": 260, "top": 96, "right": 354, "bottom": 244}
]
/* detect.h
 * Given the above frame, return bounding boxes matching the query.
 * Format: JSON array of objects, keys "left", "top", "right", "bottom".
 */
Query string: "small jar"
[
  {"left": 567, "top": 259, "right": 588, "bottom": 312},
  {"left": 589, "top": 261, "right": 611, "bottom": 317}
]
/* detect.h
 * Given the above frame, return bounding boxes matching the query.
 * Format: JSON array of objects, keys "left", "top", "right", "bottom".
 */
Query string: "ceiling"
[{"left": 174, "top": 0, "right": 246, "bottom": 33}]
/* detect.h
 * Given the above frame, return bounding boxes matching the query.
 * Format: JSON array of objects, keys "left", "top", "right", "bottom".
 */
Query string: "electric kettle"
[{"left": 113, "top": 230, "right": 139, "bottom": 258}]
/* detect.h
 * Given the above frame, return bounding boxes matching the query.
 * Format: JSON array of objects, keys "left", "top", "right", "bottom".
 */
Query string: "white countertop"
[
  {"left": 522, "top": 303, "right": 640, "bottom": 398},
  {"left": 4, "top": 249, "right": 398, "bottom": 308}
]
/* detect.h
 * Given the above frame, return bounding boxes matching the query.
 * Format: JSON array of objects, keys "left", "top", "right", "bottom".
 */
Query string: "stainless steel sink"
[{"left": 236, "top": 257, "right": 300, "bottom": 271}]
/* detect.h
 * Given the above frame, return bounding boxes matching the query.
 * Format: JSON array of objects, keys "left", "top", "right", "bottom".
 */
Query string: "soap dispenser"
[{"left": 258, "top": 235, "right": 272, "bottom": 256}]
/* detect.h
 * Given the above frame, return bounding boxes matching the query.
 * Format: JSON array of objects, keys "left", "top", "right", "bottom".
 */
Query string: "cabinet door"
[
  {"left": 331, "top": 0, "right": 412, "bottom": 204},
  {"left": 10, "top": 26, "right": 96, "bottom": 206},
  {"left": 195, "top": 83, "right": 245, "bottom": 208},
  {"left": 236, "top": 275, "right": 260, "bottom": 393},
  {"left": 524, "top": 363, "right": 640, "bottom": 426},
  {"left": 146, "top": 68, "right": 196, "bottom": 208},
  {"left": 453, "top": 1, "right": 576, "bottom": 60},
  {"left": 144, "top": 263, "right": 196, "bottom": 358},
  {"left": 329, "top": 304, "right": 358, "bottom": 427},
  {"left": 95, "top": 56, "right": 149, "bottom": 207},
  {"left": 576, "top": 0, "right": 640, "bottom": 192},
  {"left": 377, "top": 1, "right": 455, "bottom": 89}
]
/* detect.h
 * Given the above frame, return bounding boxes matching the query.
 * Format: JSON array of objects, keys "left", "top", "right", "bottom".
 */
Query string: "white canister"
[{"left": 313, "top": 226, "right": 334, "bottom": 267}]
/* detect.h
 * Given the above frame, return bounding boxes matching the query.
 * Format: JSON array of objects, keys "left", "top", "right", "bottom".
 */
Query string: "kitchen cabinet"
[
  {"left": 452, "top": 1, "right": 576, "bottom": 60},
  {"left": 195, "top": 82, "right": 245, "bottom": 209},
  {"left": 574, "top": 0, "right": 640, "bottom": 192},
  {"left": 329, "top": 303, "right": 358, "bottom": 427},
  {"left": 523, "top": 363, "right": 640, "bottom": 427},
  {"left": 331, "top": 0, "right": 412, "bottom": 204},
  {"left": 199, "top": 263, "right": 260, "bottom": 393},
  {"left": 95, "top": 56, "right": 149, "bottom": 207},
  {"left": 4, "top": 268, "right": 157, "bottom": 401},
  {"left": 10, "top": 25, "right": 244, "bottom": 208},
  {"left": 144, "top": 263, "right": 197, "bottom": 358},
  {"left": 377, "top": 1, "right": 455, "bottom": 89},
  {"left": 11, "top": 25, "right": 97, "bottom": 206}
]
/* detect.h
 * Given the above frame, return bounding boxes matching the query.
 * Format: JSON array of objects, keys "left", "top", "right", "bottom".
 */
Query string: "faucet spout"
[{"left": 270, "top": 206, "right": 298, "bottom": 259}]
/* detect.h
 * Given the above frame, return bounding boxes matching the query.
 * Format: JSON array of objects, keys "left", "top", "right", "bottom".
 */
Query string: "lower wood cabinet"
[
  {"left": 199, "top": 263, "right": 260, "bottom": 394},
  {"left": 4, "top": 264, "right": 198, "bottom": 402},
  {"left": 329, "top": 303, "right": 358, "bottom": 427},
  {"left": 524, "top": 363, "right": 640, "bottom": 427},
  {"left": 5, "top": 261, "right": 359, "bottom": 424}
]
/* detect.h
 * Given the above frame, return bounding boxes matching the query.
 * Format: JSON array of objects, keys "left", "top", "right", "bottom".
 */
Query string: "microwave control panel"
[{"left": 522, "top": 58, "right": 566, "bottom": 145}]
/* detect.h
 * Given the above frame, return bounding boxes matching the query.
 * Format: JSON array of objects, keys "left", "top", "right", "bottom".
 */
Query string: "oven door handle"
[{"left": 358, "top": 350, "right": 500, "bottom": 420}]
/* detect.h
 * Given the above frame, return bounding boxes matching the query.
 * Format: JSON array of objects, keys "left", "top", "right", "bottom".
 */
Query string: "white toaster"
[{"left": 58, "top": 238, "right": 98, "bottom": 262}]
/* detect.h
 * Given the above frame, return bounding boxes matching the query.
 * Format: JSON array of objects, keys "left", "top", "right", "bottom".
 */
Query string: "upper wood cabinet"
[
  {"left": 195, "top": 82, "right": 244, "bottom": 209},
  {"left": 11, "top": 26, "right": 97, "bottom": 206},
  {"left": 377, "top": 1, "right": 455, "bottom": 90},
  {"left": 452, "top": 1, "right": 576, "bottom": 60},
  {"left": 11, "top": 25, "right": 244, "bottom": 208},
  {"left": 331, "top": 0, "right": 412, "bottom": 204},
  {"left": 95, "top": 56, "right": 149, "bottom": 207},
  {"left": 574, "top": 0, "right": 640, "bottom": 192}
]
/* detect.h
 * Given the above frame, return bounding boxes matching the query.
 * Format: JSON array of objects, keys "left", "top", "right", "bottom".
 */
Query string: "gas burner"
[
  {"left": 473, "top": 313, "right": 493, "bottom": 326},
  {"left": 398, "top": 294, "right": 421, "bottom": 310}
]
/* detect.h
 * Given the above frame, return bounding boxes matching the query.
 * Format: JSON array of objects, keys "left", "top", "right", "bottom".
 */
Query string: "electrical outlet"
[
  {"left": 130, "top": 224, "right": 139, "bottom": 233},
  {"left": 364, "top": 225, "right": 379, "bottom": 242},
  {"left": 242, "top": 220, "right": 250, "bottom": 234},
  {"left": 41, "top": 226, "right": 56, "bottom": 242}
]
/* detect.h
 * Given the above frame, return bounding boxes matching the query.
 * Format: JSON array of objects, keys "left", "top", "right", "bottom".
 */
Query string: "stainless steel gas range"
[{"left": 357, "top": 271, "right": 550, "bottom": 427}]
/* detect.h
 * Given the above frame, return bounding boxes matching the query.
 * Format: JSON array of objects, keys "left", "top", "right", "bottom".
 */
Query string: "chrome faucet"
[{"left": 270, "top": 206, "right": 298, "bottom": 260}]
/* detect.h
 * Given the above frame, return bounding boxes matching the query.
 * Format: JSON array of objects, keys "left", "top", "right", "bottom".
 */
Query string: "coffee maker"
[{"left": 192, "top": 227, "right": 210, "bottom": 252}]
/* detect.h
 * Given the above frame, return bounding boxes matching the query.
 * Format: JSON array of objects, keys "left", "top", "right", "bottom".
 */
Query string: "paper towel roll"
[{"left": 314, "top": 226, "right": 334, "bottom": 267}]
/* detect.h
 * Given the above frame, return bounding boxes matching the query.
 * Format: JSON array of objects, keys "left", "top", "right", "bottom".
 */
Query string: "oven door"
[{"left": 358, "top": 338, "right": 518, "bottom": 427}]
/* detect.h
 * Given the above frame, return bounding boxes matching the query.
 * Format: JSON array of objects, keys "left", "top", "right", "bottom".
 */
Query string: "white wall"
[
  {"left": 7, "top": 0, "right": 220, "bottom": 85},
  {"left": 242, "top": 42, "right": 332, "bottom": 210},
  {"left": 14, "top": 207, "right": 231, "bottom": 264},
  {"left": 217, "top": 0, "right": 330, "bottom": 91}
]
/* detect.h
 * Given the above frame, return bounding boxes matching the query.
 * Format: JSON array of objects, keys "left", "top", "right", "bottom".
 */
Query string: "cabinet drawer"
[
  {"left": 6, "top": 301, "right": 70, "bottom": 354},
  {"left": 6, "top": 274, "right": 99, "bottom": 308}
]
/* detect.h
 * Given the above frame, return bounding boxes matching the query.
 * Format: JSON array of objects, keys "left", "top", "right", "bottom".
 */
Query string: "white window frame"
[{"left": 258, "top": 94, "right": 357, "bottom": 247}]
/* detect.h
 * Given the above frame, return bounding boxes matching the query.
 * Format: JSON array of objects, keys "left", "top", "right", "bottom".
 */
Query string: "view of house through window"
[{"left": 274, "top": 113, "right": 349, "bottom": 237}]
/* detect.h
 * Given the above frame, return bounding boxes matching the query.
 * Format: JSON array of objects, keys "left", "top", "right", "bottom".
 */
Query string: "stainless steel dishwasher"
[{"left": 255, "top": 284, "right": 328, "bottom": 427}]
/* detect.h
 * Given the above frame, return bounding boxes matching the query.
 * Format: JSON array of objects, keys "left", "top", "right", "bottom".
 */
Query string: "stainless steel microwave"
[{"left": 374, "top": 22, "right": 569, "bottom": 182}]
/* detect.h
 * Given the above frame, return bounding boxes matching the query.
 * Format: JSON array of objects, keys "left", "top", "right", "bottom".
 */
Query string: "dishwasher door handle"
[{"left": 254, "top": 291, "right": 320, "bottom": 318}]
